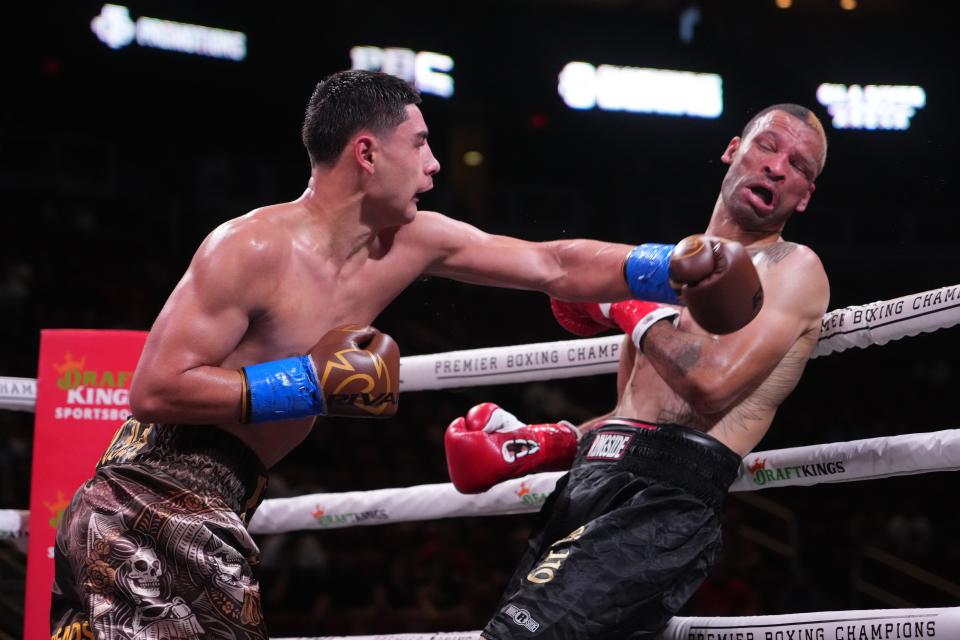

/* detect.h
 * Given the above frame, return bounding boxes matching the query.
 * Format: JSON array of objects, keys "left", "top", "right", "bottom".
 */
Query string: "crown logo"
[
  {"left": 53, "top": 352, "right": 86, "bottom": 376},
  {"left": 45, "top": 490, "right": 70, "bottom": 529},
  {"left": 44, "top": 490, "right": 69, "bottom": 515},
  {"left": 312, "top": 505, "right": 326, "bottom": 518},
  {"left": 748, "top": 457, "right": 767, "bottom": 474},
  {"left": 516, "top": 482, "right": 530, "bottom": 498}
]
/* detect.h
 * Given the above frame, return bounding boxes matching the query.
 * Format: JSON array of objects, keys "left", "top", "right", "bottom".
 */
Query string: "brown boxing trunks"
[{"left": 51, "top": 418, "right": 269, "bottom": 640}]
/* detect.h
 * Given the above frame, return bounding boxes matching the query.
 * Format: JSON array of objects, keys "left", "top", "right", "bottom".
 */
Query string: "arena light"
[
  {"left": 350, "top": 46, "right": 454, "bottom": 98},
  {"left": 90, "top": 4, "right": 247, "bottom": 62},
  {"left": 557, "top": 61, "right": 722, "bottom": 118},
  {"left": 816, "top": 83, "right": 926, "bottom": 131}
]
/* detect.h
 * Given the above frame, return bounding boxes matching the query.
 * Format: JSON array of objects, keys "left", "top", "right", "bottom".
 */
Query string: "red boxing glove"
[
  {"left": 549, "top": 298, "right": 614, "bottom": 337},
  {"left": 444, "top": 402, "right": 579, "bottom": 494},
  {"left": 551, "top": 298, "right": 679, "bottom": 351},
  {"left": 606, "top": 300, "right": 680, "bottom": 350}
]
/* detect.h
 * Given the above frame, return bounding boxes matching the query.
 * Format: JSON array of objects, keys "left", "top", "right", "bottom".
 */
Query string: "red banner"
[{"left": 26, "top": 329, "right": 148, "bottom": 639}]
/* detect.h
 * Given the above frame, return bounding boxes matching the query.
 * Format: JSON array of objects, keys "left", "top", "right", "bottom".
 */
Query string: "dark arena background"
[{"left": 2, "top": 0, "right": 959, "bottom": 637}]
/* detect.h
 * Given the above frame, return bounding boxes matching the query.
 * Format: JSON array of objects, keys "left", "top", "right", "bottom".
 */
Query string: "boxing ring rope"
[
  {"left": 0, "top": 376, "right": 35, "bottom": 412},
  {"left": 244, "top": 427, "right": 960, "bottom": 533},
  {"left": 273, "top": 606, "right": 960, "bottom": 640},
  {"left": 1, "top": 427, "right": 957, "bottom": 539},
  {"left": 2, "top": 284, "right": 960, "bottom": 636},
  {"left": 0, "top": 282, "right": 958, "bottom": 539},
  {"left": 1, "top": 283, "right": 958, "bottom": 412},
  {"left": 0, "top": 509, "right": 27, "bottom": 540}
]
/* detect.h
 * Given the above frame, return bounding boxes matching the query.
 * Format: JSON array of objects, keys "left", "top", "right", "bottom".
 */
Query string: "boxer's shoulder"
[
  {"left": 753, "top": 242, "right": 829, "bottom": 319},
  {"left": 185, "top": 211, "right": 297, "bottom": 302},
  {"left": 395, "top": 210, "right": 454, "bottom": 242},
  {"left": 390, "top": 210, "right": 477, "bottom": 261},
  {"left": 203, "top": 209, "right": 297, "bottom": 260}
]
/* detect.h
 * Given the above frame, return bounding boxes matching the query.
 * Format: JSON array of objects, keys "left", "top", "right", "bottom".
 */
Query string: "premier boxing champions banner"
[{"left": 25, "top": 329, "right": 147, "bottom": 639}]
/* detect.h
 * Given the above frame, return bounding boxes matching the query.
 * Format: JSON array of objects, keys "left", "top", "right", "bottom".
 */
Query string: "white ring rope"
[
  {"left": 245, "top": 428, "right": 960, "bottom": 534},
  {"left": 815, "top": 283, "right": 960, "bottom": 358},
  {"left": 1, "top": 283, "right": 958, "bottom": 536},
  {"left": 1, "top": 284, "right": 957, "bottom": 412},
  {"left": 0, "top": 376, "right": 36, "bottom": 412},
  {"left": 0, "top": 509, "right": 27, "bottom": 540},
  {"left": 662, "top": 608, "right": 960, "bottom": 639},
  {"left": 2, "top": 285, "right": 958, "bottom": 637},
  {"left": 1, "top": 428, "right": 959, "bottom": 539},
  {"left": 277, "top": 635, "right": 479, "bottom": 640},
  {"left": 274, "top": 606, "right": 960, "bottom": 640}
]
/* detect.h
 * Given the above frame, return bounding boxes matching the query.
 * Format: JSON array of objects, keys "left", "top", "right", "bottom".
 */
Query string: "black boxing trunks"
[
  {"left": 483, "top": 418, "right": 741, "bottom": 640},
  {"left": 51, "top": 418, "right": 269, "bottom": 640}
]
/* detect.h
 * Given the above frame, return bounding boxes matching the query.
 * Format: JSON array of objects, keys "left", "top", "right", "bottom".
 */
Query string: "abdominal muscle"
[{"left": 613, "top": 338, "right": 814, "bottom": 457}]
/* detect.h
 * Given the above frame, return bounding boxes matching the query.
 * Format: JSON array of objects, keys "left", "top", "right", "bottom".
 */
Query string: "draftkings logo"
[
  {"left": 747, "top": 456, "right": 847, "bottom": 486},
  {"left": 53, "top": 352, "right": 133, "bottom": 421},
  {"left": 515, "top": 481, "right": 549, "bottom": 507},
  {"left": 45, "top": 490, "right": 70, "bottom": 530},
  {"left": 311, "top": 504, "right": 388, "bottom": 528}
]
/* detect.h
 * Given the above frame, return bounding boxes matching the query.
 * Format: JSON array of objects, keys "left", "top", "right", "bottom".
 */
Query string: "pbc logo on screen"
[
  {"left": 350, "top": 46, "right": 454, "bottom": 98},
  {"left": 585, "top": 432, "right": 634, "bottom": 461}
]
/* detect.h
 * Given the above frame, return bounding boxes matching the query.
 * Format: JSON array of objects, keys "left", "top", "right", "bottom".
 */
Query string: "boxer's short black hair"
[{"left": 302, "top": 70, "right": 422, "bottom": 165}]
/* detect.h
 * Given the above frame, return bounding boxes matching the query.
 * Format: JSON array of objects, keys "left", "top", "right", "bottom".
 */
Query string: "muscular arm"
[
  {"left": 405, "top": 211, "right": 634, "bottom": 301},
  {"left": 639, "top": 245, "right": 829, "bottom": 416},
  {"left": 129, "top": 217, "right": 285, "bottom": 424}
]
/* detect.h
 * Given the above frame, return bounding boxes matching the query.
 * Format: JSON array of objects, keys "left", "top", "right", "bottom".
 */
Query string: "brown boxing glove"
[
  {"left": 669, "top": 235, "right": 764, "bottom": 334},
  {"left": 240, "top": 324, "right": 399, "bottom": 423},
  {"left": 310, "top": 324, "right": 400, "bottom": 418}
]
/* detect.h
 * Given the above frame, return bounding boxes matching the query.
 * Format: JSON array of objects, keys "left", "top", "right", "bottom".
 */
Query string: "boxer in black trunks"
[
  {"left": 445, "top": 104, "right": 831, "bottom": 638},
  {"left": 52, "top": 70, "right": 763, "bottom": 638}
]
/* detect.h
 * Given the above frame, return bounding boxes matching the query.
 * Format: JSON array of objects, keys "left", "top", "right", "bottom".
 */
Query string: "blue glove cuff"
[
  {"left": 623, "top": 243, "right": 681, "bottom": 305},
  {"left": 242, "top": 355, "right": 324, "bottom": 424}
]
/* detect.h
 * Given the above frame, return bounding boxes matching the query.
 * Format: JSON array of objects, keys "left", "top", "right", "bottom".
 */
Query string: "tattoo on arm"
[{"left": 643, "top": 324, "right": 703, "bottom": 377}]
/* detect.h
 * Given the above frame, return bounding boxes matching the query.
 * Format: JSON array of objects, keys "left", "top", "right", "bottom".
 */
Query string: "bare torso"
[
  {"left": 187, "top": 204, "right": 439, "bottom": 467},
  {"left": 611, "top": 242, "right": 823, "bottom": 456},
  {"left": 131, "top": 195, "right": 643, "bottom": 468}
]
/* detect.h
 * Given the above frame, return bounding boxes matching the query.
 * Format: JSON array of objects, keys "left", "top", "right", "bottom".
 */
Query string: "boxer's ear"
[
  {"left": 353, "top": 134, "right": 376, "bottom": 173},
  {"left": 720, "top": 137, "right": 741, "bottom": 165},
  {"left": 795, "top": 182, "right": 816, "bottom": 214}
]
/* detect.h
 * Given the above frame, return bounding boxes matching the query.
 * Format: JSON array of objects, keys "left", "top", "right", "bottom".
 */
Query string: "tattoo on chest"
[{"left": 749, "top": 242, "right": 798, "bottom": 265}]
